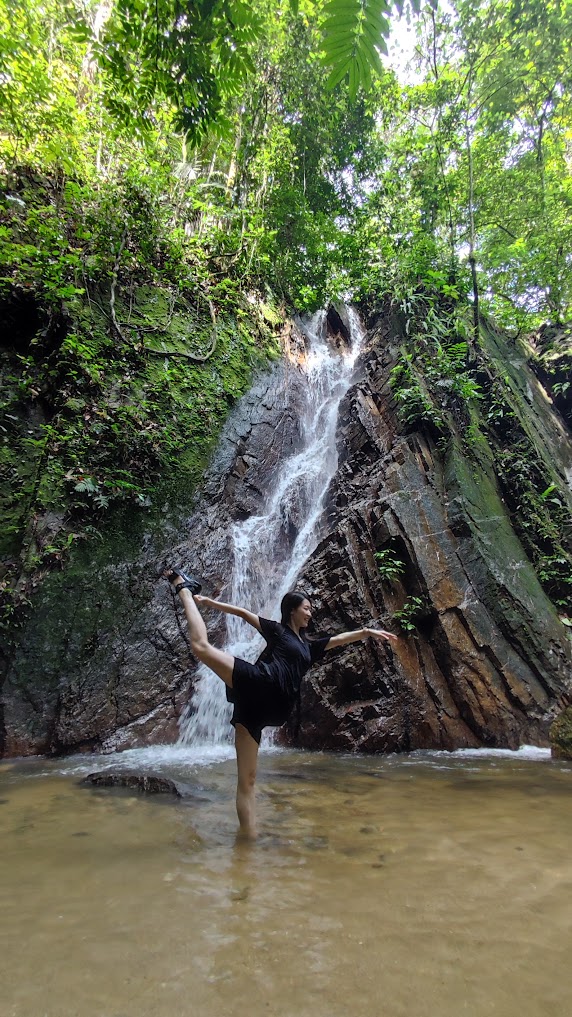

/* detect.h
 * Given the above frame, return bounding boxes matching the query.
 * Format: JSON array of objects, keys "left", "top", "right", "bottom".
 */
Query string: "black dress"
[{"left": 226, "top": 617, "right": 331, "bottom": 744}]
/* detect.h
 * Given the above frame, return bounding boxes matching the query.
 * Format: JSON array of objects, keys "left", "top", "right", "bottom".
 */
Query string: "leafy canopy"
[{"left": 94, "top": 0, "right": 425, "bottom": 136}]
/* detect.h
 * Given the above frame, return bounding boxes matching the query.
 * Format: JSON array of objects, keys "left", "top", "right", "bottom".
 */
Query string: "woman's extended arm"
[
  {"left": 325, "top": 627, "right": 398, "bottom": 650},
  {"left": 193, "top": 595, "right": 262, "bottom": 633}
]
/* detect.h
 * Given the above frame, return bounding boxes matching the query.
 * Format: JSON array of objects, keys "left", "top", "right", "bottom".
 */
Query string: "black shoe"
[{"left": 164, "top": 567, "right": 202, "bottom": 596}]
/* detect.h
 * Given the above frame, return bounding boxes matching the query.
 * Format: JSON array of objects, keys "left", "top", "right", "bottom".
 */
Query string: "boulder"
[{"left": 81, "top": 770, "right": 185, "bottom": 796}]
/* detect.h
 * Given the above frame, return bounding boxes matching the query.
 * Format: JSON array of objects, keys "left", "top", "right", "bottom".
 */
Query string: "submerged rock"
[
  {"left": 81, "top": 770, "right": 185, "bottom": 796},
  {"left": 549, "top": 707, "right": 572, "bottom": 760}
]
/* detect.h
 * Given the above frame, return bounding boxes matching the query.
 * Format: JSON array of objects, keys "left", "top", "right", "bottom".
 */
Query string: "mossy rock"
[{"left": 549, "top": 706, "right": 572, "bottom": 760}]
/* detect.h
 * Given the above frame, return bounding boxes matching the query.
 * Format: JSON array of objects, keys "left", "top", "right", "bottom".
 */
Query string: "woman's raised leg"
[
  {"left": 235, "top": 723, "right": 259, "bottom": 839},
  {"left": 167, "top": 573, "right": 234, "bottom": 686}
]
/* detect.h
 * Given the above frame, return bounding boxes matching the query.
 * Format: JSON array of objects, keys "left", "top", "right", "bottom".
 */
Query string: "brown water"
[{"left": 1, "top": 746, "right": 571, "bottom": 1017}]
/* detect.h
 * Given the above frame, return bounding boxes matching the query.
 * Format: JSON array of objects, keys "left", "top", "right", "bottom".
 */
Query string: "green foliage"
[
  {"left": 393, "top": 595, "right": 426, "bottom": 633},
  {"left": 390, "top": 353, "right": 444, "bottom": 432},
  {"left": 375, "top": 547, "right": 405, "bottom": 582},
  {"left": 0, "top": 154, "right": 286, "bottom": 632},
  {"left": 494, "top": 442, "right": 572, "bottom": 609},
  {"left": 389, "top": 289, "right": 481, "bottom": 432},
  {"left": 0, "top": 199, "right": 86, "bottom": 306},
  {"left": 415, "top": 0, "right": 572, "bottom": 327},
  {"left": 3, "top": 297, "right": 278, "bottom": 514},
  {"left": 96, "top": 0, "right": 264, "bottom": 141},
  {"left": 0, "top": 0, "right": 90, "bottom": 168},
  {"left": 320, "top": 0, "right": 391, "bottom": 98},
  {"left": 484, "top": 382, "right": 517, "bottom": 433},
  {"left": 328, "top": 0, "right": 572, "bottom": 329},
  {"left": 2, "top": 0, "right": 571, "bottom": 325},
  {"left": 93, "top": 0, "right": 405, "bottom": 139}
]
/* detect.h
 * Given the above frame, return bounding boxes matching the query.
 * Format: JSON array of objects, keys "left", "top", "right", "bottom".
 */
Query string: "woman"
[{"left": 164, "top": 568, "right": 398, "bottom": 839}]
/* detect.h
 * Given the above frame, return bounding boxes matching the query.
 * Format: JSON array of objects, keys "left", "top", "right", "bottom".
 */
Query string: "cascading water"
[{"left": 178, "top": 307, "right": 364, "bottom": 748}]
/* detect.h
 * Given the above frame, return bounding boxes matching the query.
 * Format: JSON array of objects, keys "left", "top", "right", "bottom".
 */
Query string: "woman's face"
[{"left": 291, "top": 599, "right": 312, "bottom": 629}]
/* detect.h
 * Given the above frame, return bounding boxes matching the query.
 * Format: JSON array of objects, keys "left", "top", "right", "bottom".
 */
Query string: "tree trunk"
[{"left": 465, "top": 77, "right": 479, "bottom": 346}]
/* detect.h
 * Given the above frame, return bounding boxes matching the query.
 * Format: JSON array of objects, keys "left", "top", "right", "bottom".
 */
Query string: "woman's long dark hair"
[
  {"left": 280, "top": 590, "right": 311, "bottom": 740},
  {"left": 280, "top": 591, "right": 310, "bottom": 634}
]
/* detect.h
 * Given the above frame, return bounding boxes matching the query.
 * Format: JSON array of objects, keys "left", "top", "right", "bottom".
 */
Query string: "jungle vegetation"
[{"left": 1, "top": 0, "right": 571, "bottom": 627}]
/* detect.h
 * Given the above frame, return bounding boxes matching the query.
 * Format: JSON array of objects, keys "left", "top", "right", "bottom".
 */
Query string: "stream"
[{"left": 2, "top": 746, "right": 572, "bottom": 1017}]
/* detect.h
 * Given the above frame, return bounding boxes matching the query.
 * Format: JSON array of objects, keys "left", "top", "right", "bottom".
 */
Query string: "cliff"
[
  {"left": 1, "top": 305, "right": 571, "bottom": 756},
  {"left": 296, "top": 309, "right": 572, "bottom": 750}
]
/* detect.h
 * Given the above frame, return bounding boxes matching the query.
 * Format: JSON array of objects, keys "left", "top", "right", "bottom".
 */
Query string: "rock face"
[
  {"left": 1, "top": 307, "right": 571, "bottom": 756},
  {"left": 294, "top": 311, "right": 572, "bottom": 751},
  {"left": 0, "top": 336, "right": 311, "bottom": 757},
  {"left": 549, "top": 707, "right": 572, "bottom": 760}
]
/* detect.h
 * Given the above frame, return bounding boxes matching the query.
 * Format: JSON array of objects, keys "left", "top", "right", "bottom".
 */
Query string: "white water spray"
[{"left": 178, "top": 308, "right": 364, "bottom": 747}]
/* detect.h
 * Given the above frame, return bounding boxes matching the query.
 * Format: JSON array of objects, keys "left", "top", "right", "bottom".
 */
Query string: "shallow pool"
[{"left": 1, "top": 745, "right": 571, "bottom": 1017}]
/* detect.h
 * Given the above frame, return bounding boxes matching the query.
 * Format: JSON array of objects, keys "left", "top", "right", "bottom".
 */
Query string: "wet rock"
[
  {"left": 549, "top": 707, "right": 572, "bottom": 760},
  {"left": 0, "top": 348, "right": 311, "bottom": 757},
  {"left": 2, "top": 306, "right": 572, "bottom": 757},
  {"left": 81, "top": 770, "right": 185, "bottom": 796},
  {"left": 326, "top": 304, "right": 352, "bottom": 351},
  {"left": 290, "top": 322, "right": 572, "bottom": 752}
]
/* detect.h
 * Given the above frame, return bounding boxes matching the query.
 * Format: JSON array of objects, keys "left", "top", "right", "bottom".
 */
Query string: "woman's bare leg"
[
  {"left": 167, "top": 574, "right": 258, "bottom": 837},
  {"left": 235, "top": 723, "right": 259, "bottom": 839},
  {"left": 169, "top": 575, "right": 234, "bottom": 686}
]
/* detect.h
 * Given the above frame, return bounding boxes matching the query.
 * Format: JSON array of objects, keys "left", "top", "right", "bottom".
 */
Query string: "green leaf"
[
  {"left": 321, "top": 38, "right": 357, "bottom": 64},
  {"left": 356, "top": 46, "right": 373, "bottom": 90},
  {"left": 68, "top": 23, "right": 92, "bottom": 44},
  {"left": 325, "top": 57, "right": 353, "bottom": 90},
  {"left": 322, "top": 14, "right": 361, "bottom": 33},
  {"left": 358, "top": 32, "right": 385, "bottom": 72},
  {"left": 323, "top": 0, "right": 361, "bottom": 14},
  {"left": 364, "top": 10, "right": 391, "bottom": 36},
  {"left": 348, "top": 57, "right": 359, "bottom": 100}
]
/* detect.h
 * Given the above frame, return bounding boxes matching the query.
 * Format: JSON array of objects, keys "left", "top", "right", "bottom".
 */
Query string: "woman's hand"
[
  {"left": 326, "top": 626, "right": 398, "bottom": 650},
  {"left": 366, "top": 627, "right": 399, "bottom": 643}
]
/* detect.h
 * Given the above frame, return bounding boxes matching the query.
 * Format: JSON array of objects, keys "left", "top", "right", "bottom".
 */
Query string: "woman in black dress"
[{"left": 164, "top": 568, "right": 398, "bottom": 838}]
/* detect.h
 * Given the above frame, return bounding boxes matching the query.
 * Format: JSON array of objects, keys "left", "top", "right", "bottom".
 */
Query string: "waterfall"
[{"left": 178, "top": 307, "right": 364, "bottom": 747}]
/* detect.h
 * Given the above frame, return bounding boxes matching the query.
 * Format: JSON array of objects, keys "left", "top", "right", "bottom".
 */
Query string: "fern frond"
[{"left": 320, "top": 0, "right": 392, "bottom": 97}]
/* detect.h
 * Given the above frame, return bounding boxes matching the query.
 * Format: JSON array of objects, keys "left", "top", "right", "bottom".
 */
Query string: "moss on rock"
[{"left": 0, "top": 171, "right": 286, "bottom": 646}]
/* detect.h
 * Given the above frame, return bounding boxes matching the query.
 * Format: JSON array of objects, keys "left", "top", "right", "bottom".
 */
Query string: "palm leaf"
[
  {"left": 325, "top": 57, "right": 354, "bottom": 90},
  {"left": 322, "top": 0, "right": 392, "bottom": 95},
  {"left": 348, "top": 57, "right": 359, "bottom": 100}
]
